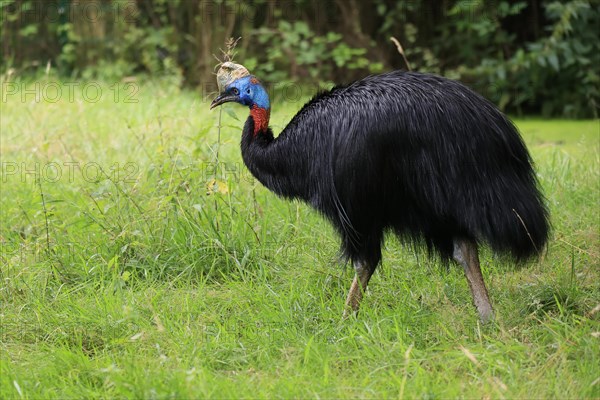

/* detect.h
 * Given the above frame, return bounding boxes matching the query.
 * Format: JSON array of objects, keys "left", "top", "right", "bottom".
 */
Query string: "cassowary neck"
[
  {"left": 248, "top": 81, "right": 271, "bottom": 136},
  {"left": 241, "top": 105, "right": 309, "bottom": 200},
  {"left": 249, "top": 105, "right": 270, "bottom": 136}
]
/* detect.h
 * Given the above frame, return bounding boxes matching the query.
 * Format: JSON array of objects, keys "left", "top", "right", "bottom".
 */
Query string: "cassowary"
[{"left": 210, "top": 62, "right": 549, "bottom": 322}]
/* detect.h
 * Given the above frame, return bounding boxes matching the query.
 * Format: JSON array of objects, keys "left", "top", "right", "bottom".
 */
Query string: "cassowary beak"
[{"left": 210, "top": 93, "right": 238, "bottom": 110}]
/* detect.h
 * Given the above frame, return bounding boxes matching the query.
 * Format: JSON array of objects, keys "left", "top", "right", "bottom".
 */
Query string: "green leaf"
[
  {"left": 547, "top": 53, "right": 560, "bottom": 71},
  {"left": 536, "top": 55, "right": 546, "bottom": 67},
  {"left": 224, "top": 107, "right": 239, "bottom": 121},
  {"left": 19, "top": 24, "right": 38, "bottom": 37}
]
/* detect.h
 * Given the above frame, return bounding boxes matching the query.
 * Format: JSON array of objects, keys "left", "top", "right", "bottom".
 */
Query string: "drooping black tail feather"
[
  {"left": 457, "top": 116, "right": 550, "bottom": 263},
  {"left": 475, "top": 175, "right": 550, "bottom": 262}
]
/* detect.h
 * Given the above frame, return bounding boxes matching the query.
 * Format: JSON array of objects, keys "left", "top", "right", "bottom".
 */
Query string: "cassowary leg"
[
  {"left": 453, "top": 239, "right": 494, "bottom": 323},
  {"left": 343, "top": 261, "right": 374, "bottom": 317}
]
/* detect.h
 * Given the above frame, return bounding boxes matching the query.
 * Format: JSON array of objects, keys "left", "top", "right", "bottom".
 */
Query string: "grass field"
[{"left": 1, "top": 78, "right": 599, "bottom": 398}]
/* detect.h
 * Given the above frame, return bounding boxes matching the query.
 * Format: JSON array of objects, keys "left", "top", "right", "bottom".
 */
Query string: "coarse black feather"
[{"left": 240, "top": 71, "right": 550, "bottom": 268}]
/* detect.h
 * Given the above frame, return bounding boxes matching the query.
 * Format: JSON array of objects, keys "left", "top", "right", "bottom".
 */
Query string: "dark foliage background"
[{"left": 1, "top": 0, "right": 598, "bottom": 117}]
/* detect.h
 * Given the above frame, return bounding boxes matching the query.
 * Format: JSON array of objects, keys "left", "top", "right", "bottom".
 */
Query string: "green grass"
[{"left": 1, "top": 78, "right": 599, "bottom": 398}]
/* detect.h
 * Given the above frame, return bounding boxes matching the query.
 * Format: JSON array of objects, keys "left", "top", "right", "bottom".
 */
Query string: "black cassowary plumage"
[{"left": 211, "top": 70, "right": 550, "bottom": 322}]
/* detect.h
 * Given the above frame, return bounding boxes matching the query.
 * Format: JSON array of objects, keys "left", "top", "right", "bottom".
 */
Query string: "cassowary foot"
[
  {"left": 453, "top": 239, "right": 494, "bottom": 323},
  {"left": 343, "top": 262, "right": 374, "bottom": 318}
]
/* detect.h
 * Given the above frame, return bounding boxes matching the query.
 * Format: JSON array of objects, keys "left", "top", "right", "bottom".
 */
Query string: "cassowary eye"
[{"left": 231, "top": 88, "right": 239, "bottom": 95}]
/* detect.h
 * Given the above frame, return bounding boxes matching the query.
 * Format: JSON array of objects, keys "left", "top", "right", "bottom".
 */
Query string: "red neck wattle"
[{"left": 250, "top": 105, "right": 270, "bottom": 136}]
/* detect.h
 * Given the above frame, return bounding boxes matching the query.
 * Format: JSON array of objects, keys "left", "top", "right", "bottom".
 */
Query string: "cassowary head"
[{"left": 210, "top": 62, "right": 270, "bottom": 111}]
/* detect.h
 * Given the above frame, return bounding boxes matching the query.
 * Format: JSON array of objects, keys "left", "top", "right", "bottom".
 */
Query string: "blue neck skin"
[{"left": 251, "top": 80, "right": 270, "bottom": 110}]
